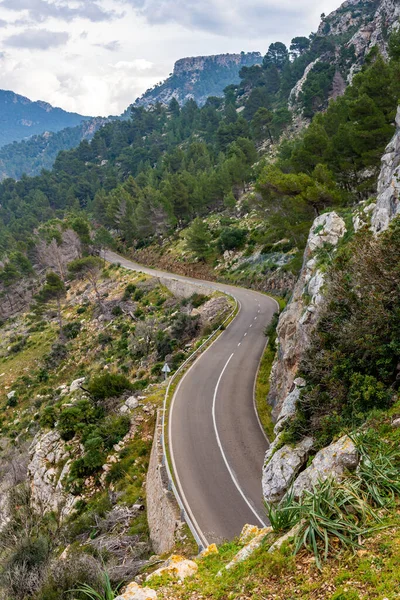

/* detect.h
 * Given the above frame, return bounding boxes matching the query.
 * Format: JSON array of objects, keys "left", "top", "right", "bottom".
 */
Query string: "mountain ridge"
[{"left": 0, "top": 88, "right": 92, "bottom": 148}]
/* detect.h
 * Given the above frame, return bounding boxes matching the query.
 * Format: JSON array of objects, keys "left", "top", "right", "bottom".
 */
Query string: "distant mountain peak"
[
  {"left": 0, "top": 89, "right": 92, "bottom": 148},
  {"left": 134, "top": 51, "right": 262, "bottom": 108}
]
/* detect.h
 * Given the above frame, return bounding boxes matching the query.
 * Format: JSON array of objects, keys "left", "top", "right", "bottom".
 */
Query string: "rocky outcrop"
[
  {"left": 191, "top": 295, "right": 230, "bottom": 325},
  {"left": 134, "top": 53, "right": 261, "bottom": 108},
  {"left": 262, "top": 437, "right": 314, "bottom": 505},
  {"left": 371, "top": 106, "right": 400, "bottom": 232},
  {"left": 268, "top": 212, "right": 346, "bottom": 419},
  {"left": 320, "top": 0, "right": 400, "bottom": 69},
  {"left": 273, "top": 378, "right": 306, "bottom": 436},
  {"left": 289, "top": 59, "right": 321, "bottom": 109},
  {"left": 262, "top": 435, "right": 360, "bottom": 506},
  {"left": 27, "top": 430, "right": 79, "bottom": 519},
  {"left": 292, "top": 436, "right": 359, "bottom": 499}
]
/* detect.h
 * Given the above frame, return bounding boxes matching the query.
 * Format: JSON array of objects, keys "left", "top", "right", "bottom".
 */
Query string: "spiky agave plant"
[
  {"left": 353, "top": 430, "right": 400, "bottom": 508},
  {"left": 70, "top": 572, "right": 121, "bottom": 600},
  {"left": 266, "top": 490, "right": 301, "bottom": 532},
  {"left": 293, "top": 477, "right": 379, "bottom": 570}
]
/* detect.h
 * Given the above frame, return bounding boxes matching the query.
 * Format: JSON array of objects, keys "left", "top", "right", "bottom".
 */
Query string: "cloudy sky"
[{"left": 0, "top": 0, "right": 342, "bottom": 116}]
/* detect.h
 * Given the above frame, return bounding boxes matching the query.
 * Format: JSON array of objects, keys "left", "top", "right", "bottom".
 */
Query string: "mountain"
[
  {"left": 0, "top": 89, "right": 92, "bottom": 147},
  {"left": 0, "top": 116, "right": 111, "bottom": 181},
  {"left": 133, "top": 52, "right": 262, "bottom": 107}
]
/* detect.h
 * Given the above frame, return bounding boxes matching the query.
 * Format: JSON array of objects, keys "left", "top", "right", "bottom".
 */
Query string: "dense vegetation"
[{"left": 2, "top": 31, "right": 400, "bottom": 276}]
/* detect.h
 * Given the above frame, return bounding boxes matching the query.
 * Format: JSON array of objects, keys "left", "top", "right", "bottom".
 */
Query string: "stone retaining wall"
[
  {"left": 146, "top": 409, "right": 182, "bottom": 554},
  {"left": 159, "top": 276, "right": 216, "bottom": 300}
]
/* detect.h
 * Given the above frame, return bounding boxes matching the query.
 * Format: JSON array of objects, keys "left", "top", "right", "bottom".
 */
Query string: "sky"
[{"left": 0, "top": 0, "right": 342, "bottom": 117}]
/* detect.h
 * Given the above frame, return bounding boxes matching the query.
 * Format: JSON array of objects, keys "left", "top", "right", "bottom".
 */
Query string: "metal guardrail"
[{"left": 160, "top": 291, "right": 239, "bottom": 553}]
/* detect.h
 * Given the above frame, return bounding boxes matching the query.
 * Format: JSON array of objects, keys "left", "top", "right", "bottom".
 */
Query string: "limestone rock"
[
  {"left": 274, "top": 386, "right": 300, "bottom": 435},
  {"left": 262, "top": 437, "right": 314, "bottom": 505},
  {"left": 223, "top": 527, "right": 273, "bottom": 571},
  {"left": 372, "top": 106, "right": 400, "bottom": 233},
  {"left": 199, "top": 544, "right": 219, "bottom": 558},
  {"left": 120, "top": 396, "right": 139, "bottom": 414},
  {"left": 69, "top": 377, "right": 85, "bottom": 393},
  {"left": 267, "top": 521, "right": 304, "bottom": 554},
  {"left": 392, "top": 418, "right": 400, "bottom": 429},
  {"left": 115, "top": 582, "right": 157, "bottom": 600},
  {"left": 308, "top": 213, "right": 347, "bottom": 253},
  {"left": 268, "top": 212, "right": 346, "bottom": 420},
  {"left": 27, "top": 430, "right": 78, "bottom": 519},
  {"left": 239, "top": 524, "right": 270, "bottom": 545},
  {"left": 146, "top": 555, "right": 198, "bottom": 582},
  {"left": 291, "top": 435, "right": 359, "bottom": 499}
]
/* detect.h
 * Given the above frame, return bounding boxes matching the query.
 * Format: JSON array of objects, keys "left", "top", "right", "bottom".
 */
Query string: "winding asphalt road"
[{"left": 106, "top": 251, "right": 277, "bottom": 546}]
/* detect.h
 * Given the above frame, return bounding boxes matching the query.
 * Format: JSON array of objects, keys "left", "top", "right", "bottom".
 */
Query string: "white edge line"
[
  {"left": 212, "top": 353, "right": 268, "bottom": 528},
  {"left": 252, "top": 339, "right": 271, "bottom": 445}
]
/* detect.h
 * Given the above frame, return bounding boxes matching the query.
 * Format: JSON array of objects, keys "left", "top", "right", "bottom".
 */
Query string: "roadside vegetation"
[{"left": 0, "top": 261, "right": 230, "bottom": 600}]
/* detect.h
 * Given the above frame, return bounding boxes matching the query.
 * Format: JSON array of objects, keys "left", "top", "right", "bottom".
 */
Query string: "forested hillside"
[
  {"left": 0, "top": 90, "right": 92, "bottom": 147},
  {"left": 0, "top": 117, "right": 110, "bottom": 181}
]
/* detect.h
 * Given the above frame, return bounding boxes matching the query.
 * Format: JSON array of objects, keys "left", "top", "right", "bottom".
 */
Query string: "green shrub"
[
  {"left": 44, "top": 343, "right": 68, "bottom": 369},
  {"left": 57, "top": 400, "right": 102, "bottom": 441},
  {"left": 87, "top": 373, "right": 132, "bottom": 400},
  {"left": 122, "top": 283, "right": 136, "bottom": 300},
  {"left": 218, "top": 226, "right": 247, "bottom": 252},
  {"left": 189, "top": 293, "right": 209, "bottom": 308},
  {"left": 62, "top": 321, "right": 82, "bottom": 339},
  {"left": 111, "top": 305, "right": 123, "bottom": 316}
]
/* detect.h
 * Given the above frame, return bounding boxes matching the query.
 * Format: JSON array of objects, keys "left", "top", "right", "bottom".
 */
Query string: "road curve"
[{"left": 105, "top": 251, "right": 277, "bottom": 545}]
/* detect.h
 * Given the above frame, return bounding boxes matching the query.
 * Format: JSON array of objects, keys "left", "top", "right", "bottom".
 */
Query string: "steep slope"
[
  {"left": 134, "top": 52, "right": 262, "bottom": 107},
  {"left": 0, "top": 89, "right": 92, "bottom": 147}
]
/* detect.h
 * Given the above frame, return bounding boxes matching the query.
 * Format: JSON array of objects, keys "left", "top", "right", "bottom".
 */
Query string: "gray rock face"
[
  {"left": 268, "top": 212, "right": 346, "bottom": 419},
  {"left": 262, "top": 437, "right": 314, "bottom": 504},
  {"left": 320, "top": 0, "right": 400, "bottom": 69},
  {"left": 27, "top": 430, "right": 79, "bottom": 519},
  {"left": 291, "top": 436, "right": 359, "bottom": 499},
  {"left": 371, "top": 106, "right": 400, "bottom": 233}
]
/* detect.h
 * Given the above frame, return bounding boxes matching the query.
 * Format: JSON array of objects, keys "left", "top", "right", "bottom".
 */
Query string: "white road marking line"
[
  {"left": 249, "top": 324, "right": 252, "bottom": 328},
  {"left": 238, "top": 342, "right": 241, "bottom": 347},
  {"left": 244, "top": 332, "right": 247, "bottom": 337},
  {"left": 212, "top": 354, "right": 268, "bottom": 529},
  {"left": 254, "top": 317, "right": 257, "bottom": 320}
]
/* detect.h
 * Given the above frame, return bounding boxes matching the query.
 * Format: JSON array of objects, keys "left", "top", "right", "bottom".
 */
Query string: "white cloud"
[{"left": 0, "top": 0, "right": 344, "bottom": 115}]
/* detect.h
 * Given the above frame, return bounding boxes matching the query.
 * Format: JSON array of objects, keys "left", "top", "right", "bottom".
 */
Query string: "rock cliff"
[
  {"left": 320, "top": 0, "right": 400, "bottom": 68},
  {"left": 268, "top": 212, "right": 347, "bottom": 419},
  {"left": 371, "top": 105, "right": 400, "bottom": 232},
  {"left": 134, "top": 52, "right": 262, "bottom": 108}
]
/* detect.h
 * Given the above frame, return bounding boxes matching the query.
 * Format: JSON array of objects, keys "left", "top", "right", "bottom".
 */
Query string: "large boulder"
[
  {"left": 262, "top": 437, "right": 314, "bottom": 505},
  {"left": 291, "top": 435, "right": 359, "bottom": 499}
]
